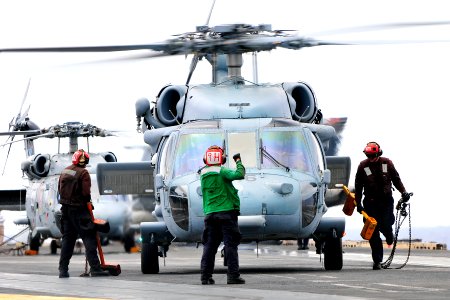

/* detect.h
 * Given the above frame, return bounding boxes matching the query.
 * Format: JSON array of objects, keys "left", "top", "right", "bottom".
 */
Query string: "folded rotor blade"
[
  {"left": 0, "top": 130, "right": 41, "bottom": 136},
  {"left": 0, "top": 132, "right": 54, "bottom": 147}
]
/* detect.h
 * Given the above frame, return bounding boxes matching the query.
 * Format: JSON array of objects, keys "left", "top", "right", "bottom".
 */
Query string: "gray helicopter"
[
  {"left": 0, "top": 110, "right": 137, "bottom": 253},
  {"left": 96, "top": 23, "right": 352, "bottom": 273}
]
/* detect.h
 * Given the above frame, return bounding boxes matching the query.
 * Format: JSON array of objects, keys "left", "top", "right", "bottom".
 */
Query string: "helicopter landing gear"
[
  {"left": 50, "top": 239, "right": 61, "bottom": 255},
  {"left": 28, "top": 232, "right": 42, "bottom": 253},
  {"left": 141, "top": 234, "right": 159, "bottom": 274},
  {"left": 123, "top": 230, "right": 136, "bottom": 253},
  {"left": 323, "top": 236, "right": 343, "bottom": 271}
]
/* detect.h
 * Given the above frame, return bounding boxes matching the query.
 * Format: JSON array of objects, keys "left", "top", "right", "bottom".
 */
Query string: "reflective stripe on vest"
[{"left": 364, "top": 164, "right": 388, "bottom": 176}]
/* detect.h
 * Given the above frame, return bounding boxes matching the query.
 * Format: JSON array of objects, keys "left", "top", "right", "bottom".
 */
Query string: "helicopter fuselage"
[{"left": 141, "top": 117, "right": 342, "bottom": 245}]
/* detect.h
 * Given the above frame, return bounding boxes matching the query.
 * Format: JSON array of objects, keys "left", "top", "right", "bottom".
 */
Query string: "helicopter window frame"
[
  {"left": 259, "top": 127, "right": 314, "bottom": 173},
  {"left": 171, "top": 130, "right": 225, "bottom": 179},
  {"left": 303, "top": 128, "right": 326, "bottom": 174},
  {"left": 158, "top": 134, "right": 177, "bottom": 179}
]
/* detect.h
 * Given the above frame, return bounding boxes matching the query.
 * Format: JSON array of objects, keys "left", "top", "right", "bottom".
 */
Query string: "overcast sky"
[{"left": 1, "top": 0, "right": 450, "bottom": 231}]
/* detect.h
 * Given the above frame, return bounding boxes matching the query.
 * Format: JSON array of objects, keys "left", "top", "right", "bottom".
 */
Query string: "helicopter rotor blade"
[
  {"left": 0, "top": 130, "right": 42, "bottom": 136},
  {"left": 2, "top": 143, "right": 14, "bottom": 175},
  {"left": 186, "top": 54, "right": 200, "bottom": 85},
  {"left": 306, "top": 20, "right": 450, "bottom": 38},
  {"left": 1, "top": 20, "right": 449, "bottom": 65},
  {"left": 0, "top": 132, "right": 54, "bottom": 147}
]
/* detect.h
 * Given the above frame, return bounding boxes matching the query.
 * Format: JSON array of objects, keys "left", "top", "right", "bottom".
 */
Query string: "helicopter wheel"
[
  {"left": 28, "top": 233, "right": 41, "bottom": 252},
  {"left": 50, "top": 239, "right": 59, "bottom": 255},
  {"left": 123, "top": 231, "right": 136, "bottom": 253},
  {"left": 323, "top": 237, "right": 343, "bottom": 270},
  {"left": 141, "top": 240, "right": 159, "bottom": 274}
]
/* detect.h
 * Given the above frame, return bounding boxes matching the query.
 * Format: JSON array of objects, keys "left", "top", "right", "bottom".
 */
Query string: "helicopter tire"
[
  {"left": 123, "top": 232, "right": 136, "bottom": 253},
  {"left": 28, "top": 233, "right": 41, "bottom": 252},
  {"left": 323, "top": 237, "right": 343, "bottom": 270},
  {"left": 50, "top": 239, "right": 58, "bottom": 255},
  {"left": 141, "top": 241, "right": 159, "bottom": 274}
]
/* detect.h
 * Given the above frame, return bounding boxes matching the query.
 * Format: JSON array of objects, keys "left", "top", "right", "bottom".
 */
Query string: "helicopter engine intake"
[
  {"left": 100, "top": 152, "right": 117, "bottom": 163},
  {"left": 21, "top": 154, "right": 51, "bottom": 179},
  {"left": 156, "top": 85, "right": 188, "bottom": 126},
  {"left": 283, "top": 82, "right": 318, "bottom": 123}
]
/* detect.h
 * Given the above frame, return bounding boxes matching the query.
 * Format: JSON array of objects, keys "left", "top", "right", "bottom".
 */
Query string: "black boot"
[
  {"left": 59, "top": 270, "right": 69, "bottom": 278},
  {"left": 90, "top": 266, "right": 110, "bottom": 277},
  {"left": 227, "top": 276, "right": 245, "bottom": 284},
  {"left": 201, "top": 277, "right": 215, "bottom": 285}
]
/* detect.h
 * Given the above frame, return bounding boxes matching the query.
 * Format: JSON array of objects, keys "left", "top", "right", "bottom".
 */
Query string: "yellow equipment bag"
[
  {"left": 341, "top": 185, "right": 356, "bottom": 216},
  {"left": 339, "top": 185, "right": 378, "bottom": 240},
  {"left": 360, "top": 211, "right": 377, "bottom": 240}
]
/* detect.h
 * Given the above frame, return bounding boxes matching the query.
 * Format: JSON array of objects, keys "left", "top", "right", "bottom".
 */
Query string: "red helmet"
[
  {"left": 72, "top": 149, "right": 90, "bottom": 166},
  {"left": 363, "top": 142, "right": 382, "bottom": 158},
  {"left": 203, "top": 145, "right": 226, "bottom": 166}
]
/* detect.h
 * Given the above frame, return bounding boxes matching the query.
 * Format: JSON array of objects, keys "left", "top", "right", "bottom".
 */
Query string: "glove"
[
  {"left": 356, "top": 202, "right": 364, "bottom": 214},
  {"left": 401, "top": 192, "right": 410, "bottom": 202},
  {"left": 232, "top": 153, "right": 241, "bottom": 162}
]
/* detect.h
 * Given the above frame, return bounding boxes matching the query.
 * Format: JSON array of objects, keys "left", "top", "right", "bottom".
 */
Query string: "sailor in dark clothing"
[
  {"left": 58, "top": 149, "right": 109, "bottom": 278},
  {"left": 354, "top": 142, "right": 410, "bottom": 270}
]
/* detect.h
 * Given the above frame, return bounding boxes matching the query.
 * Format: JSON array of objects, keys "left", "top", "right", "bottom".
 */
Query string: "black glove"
[
  {"left": 401, "top": 192, "right": 410, "bottom": 202},
  {"left": 232, "top": 153, "right": 241, "bottom": 162},
  {"left": 356, "top": 202, "right": 364, "bottom": 214}
]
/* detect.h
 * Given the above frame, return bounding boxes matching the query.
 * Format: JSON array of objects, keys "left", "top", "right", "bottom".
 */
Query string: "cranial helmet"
[
  {"left": 72, "top": 149, "right": 90, "bottom": 166},
  {"left": 363, "top": 142, "right": 383, "bottom": 158},
  {"left": 203, "top": 145, "right": 226, "bottom": 166}
]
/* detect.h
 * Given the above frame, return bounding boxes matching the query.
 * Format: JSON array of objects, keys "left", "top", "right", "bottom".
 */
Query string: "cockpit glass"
[
  {"left": 173, "top": 133, "right": 223, "bottom": 178},
  {"left": 228, "top": 132, "right": 257, "bottom": 168},
  {"left": 261, "top": 131, "right": 312, "bottom": 173}
]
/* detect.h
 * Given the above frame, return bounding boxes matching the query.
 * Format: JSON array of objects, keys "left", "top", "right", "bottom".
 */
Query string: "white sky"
[{"left": 1, "top": 0, "right": 450, "bottom": 229}]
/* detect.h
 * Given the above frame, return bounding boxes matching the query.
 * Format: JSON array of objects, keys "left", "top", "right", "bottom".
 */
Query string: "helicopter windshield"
[
  {"left": 260, "top": 131, "right": 312, "bottom": 173},
  {"left": 173, "top": 133, "right": 223, "bottom": 178}
]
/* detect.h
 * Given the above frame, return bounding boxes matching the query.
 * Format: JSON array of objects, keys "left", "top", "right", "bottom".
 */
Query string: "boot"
[
  {"left": 227, "top": 276, "right": 245, "bottom": 284},
  {"left": 201, "top": 277, "right": 215, "bottom": 285},
  {"left": 59, "top": 270, "right": 69, "bottom": 278},
  {"left": 90, "top": 266, "right": 110, "bottom": 277},
  {"left": 372, "top": 262, "right": 382, "bottom": 270}
]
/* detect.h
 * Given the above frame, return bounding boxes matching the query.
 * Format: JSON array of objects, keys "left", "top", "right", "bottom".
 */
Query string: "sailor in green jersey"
[{"left": 199, "top": 145, "right": 246, "bottom": 285}]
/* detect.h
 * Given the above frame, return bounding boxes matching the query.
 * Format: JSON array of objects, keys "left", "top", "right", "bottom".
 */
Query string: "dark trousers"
[
  {"left": 200, "top": 211, "right": 241, "bottom": 280},
  {"left": 59, "top": 205, "right": 101, "bottom": 272},
  {"left": 363, "top": 196, "right": 395, "bottom": 264}
]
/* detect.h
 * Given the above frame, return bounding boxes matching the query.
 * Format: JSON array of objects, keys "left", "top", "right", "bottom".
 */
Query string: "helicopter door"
[
  {"left": 303, "top": 129, "right": 327, "bottom": 226},
  {"left": 156, "top": 134, "right": 177, "bottom": 212}
]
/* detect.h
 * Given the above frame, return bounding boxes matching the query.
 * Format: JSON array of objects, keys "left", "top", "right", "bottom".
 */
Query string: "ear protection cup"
[
  {"left": 364, "top": 141, "right": 382, "bottom": 157},
  {"left": 204, "top": 145, "right": 226, "bottom": 166}
]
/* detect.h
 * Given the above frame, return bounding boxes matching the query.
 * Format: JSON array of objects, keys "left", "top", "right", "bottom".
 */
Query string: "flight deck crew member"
[
  {"left": 58, "top": 149, "right": 109, "bottom": 278},
  {"left": 200, "top": 145, "right": 246, "bottom": 285},
  {"left": 354, "top": 142, "right": 410, "bottom": 270}
]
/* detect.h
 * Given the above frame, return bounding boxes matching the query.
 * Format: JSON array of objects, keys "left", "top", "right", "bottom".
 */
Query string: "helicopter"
[
  {"left": 0, "top": 107, "right": 138, "bottom": 253},
  {"left": 1, "top": 2, "right": 449, "bottom": 274}
]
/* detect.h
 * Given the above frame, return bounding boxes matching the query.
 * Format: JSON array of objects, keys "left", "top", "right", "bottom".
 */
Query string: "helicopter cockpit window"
[
  {"left": 260, "top": 131, "right": 312, "bottom": 173},
  {"left": 173, "top": 133, "right": 223, "bottom": 178},
  {"left": 228, "top": 132, "right": 257, "bottom": 168},
  {"left": 159, "top": 135, "right": 176, "bottom": 178},
  {"left": 305, "top": 129, "right": 325, "bottom": 173}
]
